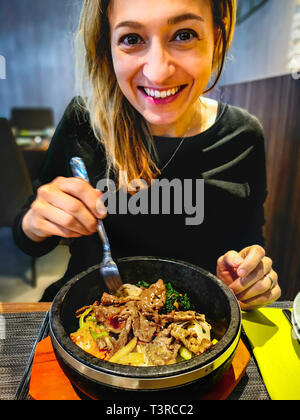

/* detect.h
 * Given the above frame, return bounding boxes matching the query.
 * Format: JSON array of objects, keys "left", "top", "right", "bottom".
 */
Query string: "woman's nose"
[{"left": 142, "top": 39, "right": 176, "bottom": 84}]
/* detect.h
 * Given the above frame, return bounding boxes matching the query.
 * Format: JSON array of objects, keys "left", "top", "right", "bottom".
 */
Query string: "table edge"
[{"left": 0, "top": 302, "right": 52, "bottom": 313}]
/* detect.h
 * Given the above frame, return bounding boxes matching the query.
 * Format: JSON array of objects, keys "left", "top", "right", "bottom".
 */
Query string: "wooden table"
[
  {"left": 0, "top": 302, "right": 52, "bottom": 313},
  {"left": 17, "top": 138, "right": 50, "bottom": 152}
]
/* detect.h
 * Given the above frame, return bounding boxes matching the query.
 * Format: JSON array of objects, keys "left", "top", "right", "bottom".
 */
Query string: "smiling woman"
[
  {"left": 15, "top": 0, "right": 281, "bottom": 310},
  {"left": 75, "top": 0, "right": 236, "bottom": 188},
  {"left": 110, "top": 3, "right": 215, "bottom": 134}
]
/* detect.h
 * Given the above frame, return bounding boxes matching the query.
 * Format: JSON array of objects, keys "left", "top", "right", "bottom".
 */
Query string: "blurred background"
[{"left": 0, "top": 0, "right": 299, "bottom": 302}]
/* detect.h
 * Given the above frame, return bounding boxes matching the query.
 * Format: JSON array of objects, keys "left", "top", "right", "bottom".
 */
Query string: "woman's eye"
[
  {"left": 173, "top": 30, "right": 198, "bottom": 42},
  {"left": 119, "top": 34, "right": 144, "bottom": 46}
]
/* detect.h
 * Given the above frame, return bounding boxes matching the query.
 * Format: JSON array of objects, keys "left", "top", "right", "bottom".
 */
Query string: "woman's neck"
[{"left": 149, "top": 97, "right": 218, "bottom": 138}]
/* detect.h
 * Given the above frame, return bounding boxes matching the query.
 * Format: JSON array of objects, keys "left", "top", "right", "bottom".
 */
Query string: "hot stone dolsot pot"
[{"left": 49, "top": 256, "right": 241, "bottom": 400}]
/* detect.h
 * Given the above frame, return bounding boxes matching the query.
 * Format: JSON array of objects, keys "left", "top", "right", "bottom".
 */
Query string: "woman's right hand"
[{"left": 22, "top": 177, "right": 106, "bottom": 242}]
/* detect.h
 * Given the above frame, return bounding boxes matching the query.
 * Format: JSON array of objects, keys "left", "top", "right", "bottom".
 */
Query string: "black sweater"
[{"left": 13, "top": 98, "right": 267, "bottom": 300}]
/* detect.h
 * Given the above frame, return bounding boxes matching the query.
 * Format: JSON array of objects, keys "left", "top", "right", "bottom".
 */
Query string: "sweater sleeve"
[
  {"left": 13, "top": 98, "right": 79, "bottom": 257},
  {"left": 251, "top": 126, "right": 268, "bottom": 246}
]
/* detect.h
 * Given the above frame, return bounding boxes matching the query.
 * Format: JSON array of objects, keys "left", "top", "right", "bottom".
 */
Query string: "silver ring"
[{"left": 266, "top": 274, "right": 275, "bottom": 291}]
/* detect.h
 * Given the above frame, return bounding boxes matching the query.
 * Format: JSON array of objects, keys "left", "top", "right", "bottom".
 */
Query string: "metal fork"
[{"left": 70, "top": 157, "right": 123, "bottom": 294}]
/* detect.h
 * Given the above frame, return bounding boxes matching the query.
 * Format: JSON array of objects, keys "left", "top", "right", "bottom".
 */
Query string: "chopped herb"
[
  {"left": 136, "top": 280, "right": 192, "bottom": 314},
  {"left": 162, "top": 282, "right": 191, "bottom": 314},
  {"left": 136, "top": 280, "right": 151, "bottom": 288}
]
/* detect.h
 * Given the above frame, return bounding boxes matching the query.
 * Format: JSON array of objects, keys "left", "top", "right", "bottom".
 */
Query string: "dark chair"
[
  {"left": 10, "top": 107, "right": 54, "bottom": 183},
  {"left": 0, "top": 118, "right": 37, "bottom": 287},
  {"left": 10, "top": 107, "right": 54, "bottom": 134}
]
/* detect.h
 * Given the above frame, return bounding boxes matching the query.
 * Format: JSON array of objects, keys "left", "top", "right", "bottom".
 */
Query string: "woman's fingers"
[
  {"left": 235, "top": 245, "right": 265, "bottom": 278},
  {"left": 52, "top": 177, "right": 106, "bottom": 219},
  {"left": 31, "top": 217, "right": 83, "bottom": 239},
  {"left": 23, "top": 176, "right": 106, "bottom": 242},
  {"left": 216, "top": 250, "right": 244, "bottom": 286},
  {"left": 218, "top": 250, "right": 244, "bottom": 271},
  {"left": 31, "top": 198, "right": 95, "bottom": 236},
  {"left": 35, "top": 176, "right": 107, "bottom": 236},
  {"left": 238, "top": 282, "right": 282, "bottom": 311},
  {"left": 229, "top": 255, "right": 273, "bottom": 296},
  {"left": 38, "top": 183, "right": 98, "bottom": 234},
  {"left": 217, "top": 245, "right": 281, "bottom": 311},
  {"left": 235, "top": 269, "right": 278, "bottom": 302}
]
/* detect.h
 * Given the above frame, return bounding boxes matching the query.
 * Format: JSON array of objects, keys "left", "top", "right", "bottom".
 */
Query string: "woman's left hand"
[{"left": 216, "top": 245, "right": 281, "bottom": 310}]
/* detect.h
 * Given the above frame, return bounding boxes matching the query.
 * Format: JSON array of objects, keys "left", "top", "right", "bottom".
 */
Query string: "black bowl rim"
[{"left": 50, "top": 256, "right": 241, "bottom": 380}]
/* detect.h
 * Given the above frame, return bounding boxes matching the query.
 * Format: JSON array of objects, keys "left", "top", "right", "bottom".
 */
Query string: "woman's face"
[{"left": 109, "top": 0, "right": 216, "bottom": 136}]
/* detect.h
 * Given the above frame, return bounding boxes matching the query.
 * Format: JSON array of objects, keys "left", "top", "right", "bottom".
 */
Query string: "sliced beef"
[
  {"left": 86, "top": 279, "right": 210, "bottom": 365},
  {"left": 96, "top": 335, "right": 115, "bottom": 352},
  {"left": 112, "top": 316, "right": 132, "bottom": 355},
  {"left": 153, "top": 325, "right": 173, "bottom": 347},
  {"left": 144, "top": 341, "right": 180, "bottom": 366},
  {"left": 101, "top": 292, "right": 140, "bottom": 306},
  {"left": 159, "top": 310, "right": 205, "bottom": 325},
  {"left": 132, "top": 312, "right": 157, "bottom": 343},
  {"left": 170, "top": 324, "right": 212, "bottom": 355},
  {"left": 94, "top": 305, "right": 125, "bottom": 333}
]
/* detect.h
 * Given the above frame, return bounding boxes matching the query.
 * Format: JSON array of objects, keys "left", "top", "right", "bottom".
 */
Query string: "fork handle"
[
  {"left": 70, "top": 157, "right": 111, "bottom": 254},
  {"left": 97, "top": 221, "right": 111, "bottom": 254}
]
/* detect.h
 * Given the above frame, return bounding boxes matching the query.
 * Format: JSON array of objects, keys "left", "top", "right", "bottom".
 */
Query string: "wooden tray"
[{"left": 29, "top": 336, "right": 251, "bottom": 400}]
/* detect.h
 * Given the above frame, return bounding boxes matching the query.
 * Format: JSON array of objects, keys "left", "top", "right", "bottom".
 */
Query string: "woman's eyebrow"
[
  {"left": 168, "top": 13, "right": 205, "bottom": 25},
  {"left": 114, "top": 13, "right": 205, "bottom": 30}
]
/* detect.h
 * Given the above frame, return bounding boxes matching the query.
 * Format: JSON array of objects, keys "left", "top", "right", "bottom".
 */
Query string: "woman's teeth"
[{"left": 143, "top": 86, "right": 181, "bottom": 98}]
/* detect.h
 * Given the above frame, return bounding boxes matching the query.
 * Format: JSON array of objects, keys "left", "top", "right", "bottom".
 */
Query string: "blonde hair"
[{"left": 75, "top": 0, "right": 236, "bottom": 189}]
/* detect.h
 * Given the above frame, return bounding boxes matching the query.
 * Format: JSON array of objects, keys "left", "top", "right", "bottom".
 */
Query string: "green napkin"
[{"left": 242, "top": 308, "right": 300, "bottom": 400}]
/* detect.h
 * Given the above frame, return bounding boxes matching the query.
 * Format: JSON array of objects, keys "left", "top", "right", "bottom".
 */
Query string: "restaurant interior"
[
  {"left": 0, "top": 0, "right": 299, "bottom": 304},
  {"left": 0, "top": 0, "right": 300, "bottom": 403}
]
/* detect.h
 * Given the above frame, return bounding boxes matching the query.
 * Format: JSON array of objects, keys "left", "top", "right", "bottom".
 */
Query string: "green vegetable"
[
  {"left": 89, "top": 316, "right": 97, "bottom": 322},
  {"left": 89, "top": 329, "right": 108, "bottom": 341},
  {"left": 136, "top": 280, "right": 151, "bottom": 288},
  {"left": 79, "top": 308, "right": 93, "bottom": 329},
  {"left": 179, "top": 347, "right": 193, "bottom": 360},
  {"left": 163, "top": 282, "right": 191, "bottom": 314}
]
